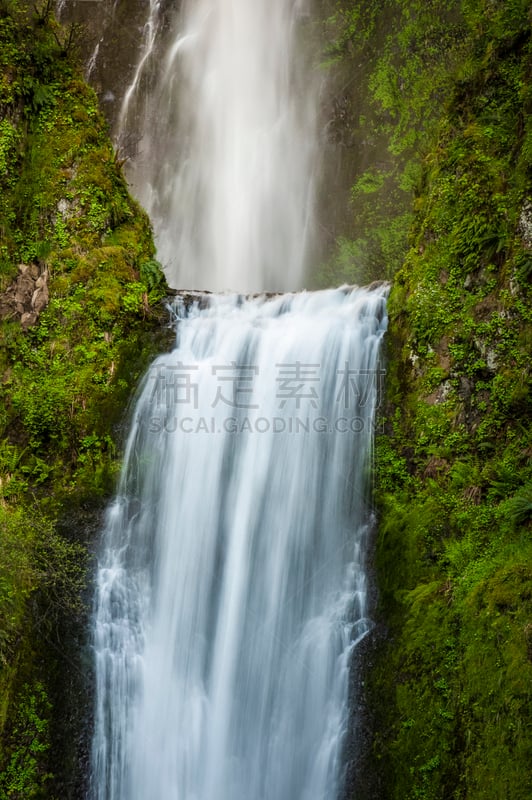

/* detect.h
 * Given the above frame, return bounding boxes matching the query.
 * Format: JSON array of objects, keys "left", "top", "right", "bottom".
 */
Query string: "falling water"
[
  {"left": 116, "top": 0, "right": 318, "bottom": 291},
  {"left": 90, "top": 0, "right": 388, "bottom": 797},
  {"left": 91, "top": 287, "right": 388, "bottom": 800},
  {"left": 86, "top": 38, "right": 103, "bottom": 82}
]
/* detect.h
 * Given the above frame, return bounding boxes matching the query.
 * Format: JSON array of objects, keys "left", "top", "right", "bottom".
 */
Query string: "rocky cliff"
[{"left": 0, "top": 1, "right": 170, "bottom": 794}]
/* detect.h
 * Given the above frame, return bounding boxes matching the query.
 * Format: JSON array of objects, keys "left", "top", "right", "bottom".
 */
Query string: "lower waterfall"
[{"left": 91, "top": 286, "right": 387, "bottom": 800}]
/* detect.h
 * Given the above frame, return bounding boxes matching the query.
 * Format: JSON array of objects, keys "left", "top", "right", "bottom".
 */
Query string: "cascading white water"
[
  {"left": 91, "top": 287, "right": 387, "bottom": 800},
  {"left": 91, "top": 1, "right": 388, "bottom": 797},
  {"left": 117, "top": 0, "right": 318, "bottom": 291}
]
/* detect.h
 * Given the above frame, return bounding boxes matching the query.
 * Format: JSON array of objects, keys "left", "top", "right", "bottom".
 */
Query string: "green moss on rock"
[
  {"left": 0, "top": 1, "right": 171, "bottom": 794},
  {"left": 370, "top": 3, "right": 532, "bottom": 798}
]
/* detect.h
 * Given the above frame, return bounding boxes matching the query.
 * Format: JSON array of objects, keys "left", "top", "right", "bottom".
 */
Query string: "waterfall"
[
  {"left": 116, "top": 0, "right": 319, "bottom": 292},
  {"left": 91, "top": 287, "right": 388, "bottom": 800},
  {"left": 90, "top": 1, "right": 389, "bottom": 797}
]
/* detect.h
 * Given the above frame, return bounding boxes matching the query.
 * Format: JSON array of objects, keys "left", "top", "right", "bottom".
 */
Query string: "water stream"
[
  {"left": 90, "top": 1, "right": 388, "bottom": 797},
  {"left": 115, "top": 0, "right": 319, "bottom": 291},
  {"left": 91, "top": 288, "right": 387, "bottom": 800}
]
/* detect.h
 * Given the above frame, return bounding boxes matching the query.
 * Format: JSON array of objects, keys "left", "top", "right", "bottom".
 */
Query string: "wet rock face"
[
  {"left": 0, "top": 263, "right": 49, "bottom": 329},
  {"left": 58, "top": 0, "right": 384, "bottom": 268},
  {"left": 518, "top": 199, "right": 532, "bottom": 249},
  {"left": 57, "top": 0, "right": 144, "bottom": 132},
  {"left": 58, "top": 0, "right": 180, "bottom": 137}
]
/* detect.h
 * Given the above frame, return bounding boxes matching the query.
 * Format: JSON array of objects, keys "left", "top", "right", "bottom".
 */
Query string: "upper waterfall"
[{"left": 117, "top": 0, "right": 319, "bottom": 292}]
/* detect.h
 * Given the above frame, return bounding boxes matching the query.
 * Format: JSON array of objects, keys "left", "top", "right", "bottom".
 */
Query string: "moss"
[
  {"left": 314, "top": 0, "right": 467, "bottom": 286},
  {"left": 0, "top": 679, "right": 52, "bottom": 799},
  {"left": 0, "top": 0, "right": 171, "bottom": 793},
  {"left": 369, "top": 2, "right": 532, "bottom": 798}
]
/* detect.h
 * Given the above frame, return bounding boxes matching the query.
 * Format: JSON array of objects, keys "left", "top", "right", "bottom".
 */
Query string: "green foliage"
[
  {"left": 506, "top": 484, "right": 532, "bottom": 525},
  {"left": 369, "top": 2, "right": 532, "bottom": 798},
  {"left": 0, "top": 682, "right": 52, "bottom": 799},
  {"left": 0, "top": 509, "right": 34, "bottom": 667},
  {"left": 0, "top": 119, "right": 19, "bottom": 176},
  {"left": 317, "top": 0, "right": 466, "bottom": 286},
  {"left": 0, "top": 506, "right": 86, "bottom": 670},
  {"left": 0, "top": 0, "right": 171, "bottom": 792},
  {"left": 140, "top": 258, "right": 166, "bottom": 295}
]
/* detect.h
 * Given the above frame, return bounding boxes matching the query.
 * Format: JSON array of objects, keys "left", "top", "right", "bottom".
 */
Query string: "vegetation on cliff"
[
  {"left": 0, "top": 1, "right": 169, "bottom": 795},
  {"left": 316, "top": 0, "right": 466, "bottom": 286},
  {"left": 0, "top": 0, "right": 530, "bottom": 797},
  {"left": 320, "top": 1, "right": 531, "bottom": 797}
]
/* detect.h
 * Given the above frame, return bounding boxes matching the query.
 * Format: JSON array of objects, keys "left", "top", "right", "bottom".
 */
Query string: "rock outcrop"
[{"left": 0, "top": 263, "right": 49, "bottom": 329}]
